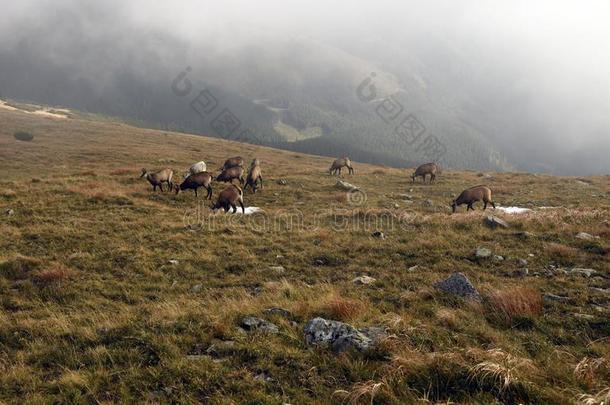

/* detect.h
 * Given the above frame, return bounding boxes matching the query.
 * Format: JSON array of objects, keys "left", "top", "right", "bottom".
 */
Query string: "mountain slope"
[{"left": 0, "top": 107, "right": 608, "bottom": 403}]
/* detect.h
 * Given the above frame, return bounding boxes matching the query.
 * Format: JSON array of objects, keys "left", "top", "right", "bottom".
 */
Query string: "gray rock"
[
  {"left": 513, "top": 268, "right": 529, "bottom": 278},
  {"left": 240, "top": 316, "right": 279, "bottom": 334},
  {"left": 5, "top": 209, "right": 14, "bottom": 216},
  {"left": 371, "top": 230, "right": 385, "bottom": 239},
  {"left": 303, "top": 317, "right": 387, "bottom": 354},
  {"left": 398, "top": 194, "right": 414, "bottom": 200},
  {"left": 483, "top": 216, "right": 509, "bottom": 229},
  {"left": 475, "top": 247, "right": 492, "bottom": 259},
  {"left": 514, "top": 231, "right": 534, "bottom": 240},
  {"left": 570, "top": 268, "right": 597, "bottom": 278},
  {"left": 335, "top": 180, "right": 359, "bottom": 191},
  {"left": 168, "top": 259, "right": 179, "bottom": 265},
  {"left": 434, "top": 272, "right": 481, "bottom": 301},
  {"left": 543, "top": 293, "right": 570, "bottom": 303},
  {"left": 264, "top": 307, "right": 292, "bottom": 318},
  {"left": 575, "top": 232, "right": 596, "bottom": 240},
  {"left": 517, "top": 258, "right": 528, "bottom": 267},
  {"left": 269, "top": 266, "right": 286, "bottom": 274},
  {"left": 422, "top": 199, "right": 434, "bottom": 207},
  {"left": 352, "top": 275, "right": 376, "bottom": 285},
  {"left": 493, "top": 255, "right": 505, "bottom": 262},
  {"left": 407, "top": 265, "right": 419, "bottom": 272},
  {"left": 276, "top": 179, "right": 287, "bottom": 185},
  {"left": 190, "top": 284, "right": 203, "bottom": 293}
]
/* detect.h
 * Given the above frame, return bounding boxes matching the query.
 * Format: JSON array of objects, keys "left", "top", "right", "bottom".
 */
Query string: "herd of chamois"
[{"left": 141, "top": 156, "right": 495, "bottom": 214}]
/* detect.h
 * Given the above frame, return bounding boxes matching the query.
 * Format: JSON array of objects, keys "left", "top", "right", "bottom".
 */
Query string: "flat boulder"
[
  {"left": 570, "top": 268, "right": 597, "bottom": 278},
  {"left": 483, "top": 216, "right": 509, "bottom": 229},
  {"left": 352, "top": 275, "right": 376, "bottom": 285},
  {"left": 434, "top": 272, "right": 481, "bottom": 301},
  {"left": 475, "top": 247, "right": 492, "bottom": 260},
  {"left": 304, "top": 317, "right": 387, "bottom": 354},
  {"left": 335, "top": 180, "right": 359, "bottom": 191},
  {"left": 240, "top": 316, "right": 279, "bottom": 334}
]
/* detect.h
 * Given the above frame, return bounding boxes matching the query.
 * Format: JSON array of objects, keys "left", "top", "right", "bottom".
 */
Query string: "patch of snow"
[
  {"left": 497, "top": 206, "right": 532, "bottom": 214},
  {"left": 239, "top": 206, "right": 264, "bottom": 215}
]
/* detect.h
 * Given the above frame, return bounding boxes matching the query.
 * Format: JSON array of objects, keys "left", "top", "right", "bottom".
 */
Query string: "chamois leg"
[
  {"left": 483, "top": 201, "right": 488, "bottom": 210},
  {"left": 491, "top": 201, "right": 496, "bottom": 210},
  {"left": 259, "top": 175, "right": 263, "bottom": 189},
  {"left": 467, "top": 203, "right": 474, "bottom": 211},
  {"left": 207, "top": 186, "right": 213, "bottom": 199},
  {"left": 231, "top": 203, "right": 237, "bottom": 213},
  {"left": 239, "top": 200, "right": 245, "bottom": 214},
  {"left": 194, "top": 188, "right": 198, "bottom": 198}
]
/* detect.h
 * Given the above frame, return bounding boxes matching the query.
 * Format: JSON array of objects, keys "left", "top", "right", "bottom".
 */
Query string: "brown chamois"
[
  {"left": 329, "top": 156, "right": 354, "bottom": 175},
  {"left": 244, "top": 159, "right": 263, "bottom": 193},
  {"left": 219, "top": 156, "right": 244, "bottom": 171},
  {"left": 140, "top": 168, "right": 173, "bottom": 192},
  {"left": 211, "top": 185, "right": 245, "bottom": 213},
  {"left": 216, "top": 166, "right": 245, "bottom": 185},
  {"left": 451, "top": 185, "right": 496, "bottom": 213},
  {"left": 175, "top": 171, "right": 213, "bottom": 199},
  {"left": 412, "top": 162, "right": 438, "bottom": 183}
]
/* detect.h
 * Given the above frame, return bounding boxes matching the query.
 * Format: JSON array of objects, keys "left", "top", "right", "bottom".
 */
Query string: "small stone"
[
  {"left": 475, "top": 247, "right": 492, "bottom": 259},
  {"left": 514, "top": 231, "right": 534, "bottom": 239},
  {"left": 276, "top": 179, "right": 287, "bottom": 185},
  {"left": 543, "top": 293, "right": 570, "bottom": 303},
  {"left": 573, "top": 313, "right": 595, "bottom": 320},
  {"left": 517, "top": 258, "right": 528, "bottom": 266},
  {"left": 483, "top": 216, "right": 509, "bottom": 229},
  {"left": 513, "top": 268, "right": 529, "bottom": 278},
  {"left": 335, "top": 180, "right": 359, "bottom": 191},
  {"left": 434, "top": 272, "right": 481, "bottom": 301},
  {"left": 570, "top": 268, "right": 597, "bottom": 278},
  {"left": 393, "top": 203, "right": 400, "bottom": 209},
  {"left": 371, "top": 230, "right": 385, "bottom": 239},
  {"left": 303, "top": 317, "right": 387, "bottom": 354},
  {"left": 5, "top": 209, "right": 14, "bottom": 216},
  {"left": 422, "top": 199, "right": 434, "bottom": 207},
  {"left": 168, "top": 259, "right": 179, "bottom": 265},
  {"left": 240, "top": 317, "right": 279, "bottom": 334},
  {"left": 264, "top": 307, "right": 292, "bottom": 318},
  {"left": 269, "top": 266, "right": 286, "bottom": 274},
  {"left": 352, "top": 275, "right": 376, "bottom": 285},
  {"left": 493, "top": 255, "right": 504, "bottom": 262},
  {"left": 407, "top": 265, "right": 419, "bottom": 272},
  {"left": 575, "top": 232, "right": 596, "bottom": 240},
  {"left": 398, "top": 194, "right": 413, "bottom": 200},
  {"left": 190, "top": 284, "right": 203, "bottom": 293}
]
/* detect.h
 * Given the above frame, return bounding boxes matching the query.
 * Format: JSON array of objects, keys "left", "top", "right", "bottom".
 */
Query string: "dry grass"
[
  {"left": 33, "top": 265, "right": 75, "bottom": 287},
  {"left": 468, "top": 349, "right": 536, "bottom": 392},
  {"left": 325, "top": 296, "right": 364, "bottom": 322},
  {"left": 485, "top": 287, "right": 543, "bottom": 326}
]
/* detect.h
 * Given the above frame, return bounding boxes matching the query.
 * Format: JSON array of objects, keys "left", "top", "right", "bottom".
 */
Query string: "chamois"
[
  {"left": 412, "top": 162, "right": 438, "bottom": 184},
  {"left": 216, "top": 166, "right": 245, "bottom": 185},
  {"left": 244, "top": 159, "right": 263, "bottom": 193},
  {"left": 212, "top": 185, "right": 245, "bottom": 214},
  {"left": 175, "top": 171, "right": 213, "bottom": 199},
  {"left": 184, "top": 161, "right": 207, "bottom": 179},
  {"left": 219, "top": 156, "right": 244, "bottom": 171},
  {"left": 329, "top": 156, "right": 354, "bottom": 175},
  {"left": 451, "top": 185, "right": 496, "bottom": 213},
  {"left": 140, "top": 168, "right": 173, "bottom": 192}
]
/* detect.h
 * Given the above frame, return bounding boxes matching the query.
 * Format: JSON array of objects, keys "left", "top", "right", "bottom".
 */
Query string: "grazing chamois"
[
  {"left": 184, "top": 161, "right": 207, "bottom": 179},
  {"left": 140, "top": 168, "right": 173, "bottom": 192},
  {"left": 216, "top": 166, "right": 245, "bottom": 185},
  {"left": 329, "top": 156, "right": 354, "bottom": 175},
  {"left": 451, "top": 185, "right": 496, "bottom": 213},
  {"left": 175, "top": 171, "right": 213, "bottom": 199},
  {"left": 219, "top": 156, "right": 244, "bottom": 171},
  {"left": 412, "top": 162, "right": 438, "bottom": 184},
  {"left": 244, "top": 159, "right": 263, "bottom": 193},
  {"left": 212, "top": 185, "right": 245, "bottom": 214}
]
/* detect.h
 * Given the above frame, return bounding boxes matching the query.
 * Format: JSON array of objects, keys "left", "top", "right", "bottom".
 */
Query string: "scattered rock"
[
  {"left": 475, "top": 247, "right": 492, "bottom": 260},
  {"left": 570, "top": 268, "right": 597, "bottom": 278},
  {"left": 434, "top": 272, "right": 481, "bottom": 301},
  {"left": 575, "top": 232, "right": 597, "bottom": 240},
  {"left": 493, "top": 255, "right": 504, "bottom": 262},
  {"left": 513, "top": 268, "right": 529, "bottom": 278},
  {"left": 543, "top": 293, "right": 570, "bottom": 303},
  {"left": 589, "top": 287, "right": 610, "bottom": 295},
  {"left": 393, "top": 203, "right": 400, "bottom": 209},
  {"left": 422, "top": 199, "right": 434, "bottom": 207},
  {"left": 573, "top": 313, "right": 595, "bottom": 320},
  {"left": 190, "top": 284, "right": 203, "bottom": 293},
  {"left": 407, "top": 265, "right": 419, "bottom": 272},
  {"left": 5, "top": 209, "right": 14, "bottom": 216},
  {"left": 514, "top": 231, "right": 534, "bottom": 239},
  {"left": 303, "top": 317, "right": 387, "bottom": 354},
  {"left": 517, "top": 258, "right": 528, "bottom": 267},
  {"left": 264, "top": 307, "right": 292, "bottom": 318},
  {"left": 483, "top": 216, "right": 509, "bottom": 229},
  {"left": 371, "top": 230, "right": 385, "bottom": 239},
  {"left": 240, "top": 317, "right": 279, "bottom": 334},
  {"left": 352, "top": 275, "right": 376, "bottom": 285},
  {"left": 397, "top": 194, "right": 414, "bottom": 200},
  {"left": 408, "top": 188, "right": 414, "bottom": 192},
  {"left": 269, "top": 266, "right": 286, "bottom": 274},
  {"left": 335, "top": 180, "right": 359, "bottom": 191},
  {"left": 168, "top": 259, "right": 179, "bottom": 265},
  {"left": 276, "top": 179, "right": 287, "bottom": 185}
]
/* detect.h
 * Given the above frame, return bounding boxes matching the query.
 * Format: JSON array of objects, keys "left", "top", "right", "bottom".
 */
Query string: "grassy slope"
[{"left": 0, "top": 108, "right": 608, "bottom": 404}]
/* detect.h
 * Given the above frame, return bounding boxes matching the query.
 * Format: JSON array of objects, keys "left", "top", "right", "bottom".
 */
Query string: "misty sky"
[{"left": 1, "top": 0, "right": 609, "bottom": 174}]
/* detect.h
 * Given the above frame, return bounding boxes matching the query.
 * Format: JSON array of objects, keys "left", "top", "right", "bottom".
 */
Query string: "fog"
[{"left": 1, "top": 0, "right": 609, "bottom": 175}]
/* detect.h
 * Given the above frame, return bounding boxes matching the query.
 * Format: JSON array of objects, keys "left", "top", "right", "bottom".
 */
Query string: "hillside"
[{"left": 0, "top": 108, "right": 609, "bottom": 403}]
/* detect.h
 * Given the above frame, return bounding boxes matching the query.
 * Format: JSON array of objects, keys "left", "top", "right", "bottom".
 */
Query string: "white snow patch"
[{"left": 497, "top": 206, "right": 532, "bottom": 214}]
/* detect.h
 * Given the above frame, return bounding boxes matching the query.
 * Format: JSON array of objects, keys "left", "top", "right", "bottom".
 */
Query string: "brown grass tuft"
[
  {"left": 325, "top": 296, "right": 364, "bottom": 321},
  {"left": 545, "top": 242, "right": 579, "bottom": 257},
  {"left": 33, "top": 265, "right": 75, "bottom": 287},
  {"left": 486, "top": 287, "right": 542, "bottom": 326}
]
